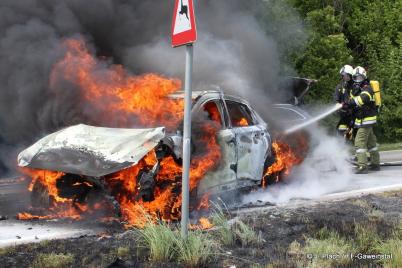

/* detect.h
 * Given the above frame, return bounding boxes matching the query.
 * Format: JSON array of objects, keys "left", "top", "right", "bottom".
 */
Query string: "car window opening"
[
  {"left": 226, "top": 100, "right": 254, "bottom": 127},
  {"left": 203, "top": 101, "right": 223, "bottom": 128}
]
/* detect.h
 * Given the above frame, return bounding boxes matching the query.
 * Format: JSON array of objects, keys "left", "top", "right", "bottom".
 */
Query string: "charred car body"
[
  {"left": 18, "top": 90, "right": 275, "bottom": 210},
  {"left": 18, "top": 80, "right": 313, "bottom": 215}
]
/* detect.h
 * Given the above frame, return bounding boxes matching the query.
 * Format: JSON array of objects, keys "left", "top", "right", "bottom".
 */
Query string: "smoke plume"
[
  {"left": 242, "top": 127, "right": 353, "bottom": 204},
  {"left": 0, "top": 0, "right": 305, "bottom": 175}
]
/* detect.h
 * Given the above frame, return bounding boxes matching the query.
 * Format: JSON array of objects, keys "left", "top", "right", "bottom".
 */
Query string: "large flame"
[
  {"left": 19, "top": 38, "right": 221, "bottom": 228},
  {"left": 50, "top": 38, "right": 184, "bottom": 130},
  {"left": 262, "top": 133, "right": 309, "bottom": 186}
]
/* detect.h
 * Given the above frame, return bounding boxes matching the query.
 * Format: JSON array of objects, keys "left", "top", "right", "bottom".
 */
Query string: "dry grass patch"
[{"left": 31, "top": 253, "right": 74, "bottom": 268}]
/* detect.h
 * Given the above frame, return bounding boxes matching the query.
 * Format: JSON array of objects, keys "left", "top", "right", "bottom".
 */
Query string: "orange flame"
[
  {"left": 262, "top": 134, "right": 309, "bottom": 186},
  {"left": 238, "top": 118, "right": 249, "bottom": 127},
  {"left": 19, "top": 37, "right": 221, "bottom": 228},
  {"left": 50, "top": 38, "right": 184, "bottom": 130}
]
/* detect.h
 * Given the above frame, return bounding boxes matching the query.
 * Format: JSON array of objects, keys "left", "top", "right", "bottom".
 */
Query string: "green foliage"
[{"left": 284, "top": 0, "right": 402, "bottom": 141}]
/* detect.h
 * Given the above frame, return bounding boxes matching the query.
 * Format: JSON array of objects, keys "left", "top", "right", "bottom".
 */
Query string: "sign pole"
[{"left": 181, "top": 43, "right": 193, "bottom": 239}]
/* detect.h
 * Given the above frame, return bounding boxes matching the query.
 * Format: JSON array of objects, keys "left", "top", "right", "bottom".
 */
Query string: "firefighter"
[
  {"left": 345, "top": 66, "right": 380, "bottom": 174},
  {"left": 334, "top": 65, "right": 354, "bottom": 137}
]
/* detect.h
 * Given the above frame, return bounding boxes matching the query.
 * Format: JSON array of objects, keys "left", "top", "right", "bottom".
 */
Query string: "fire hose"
[{"left": 284, "top": 103, "right": 343, "bottom": 135}]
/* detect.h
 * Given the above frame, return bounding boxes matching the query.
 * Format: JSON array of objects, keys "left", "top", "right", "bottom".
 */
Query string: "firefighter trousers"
[{"left": 354, "top": 127, "right": 380, "bottom": 168}]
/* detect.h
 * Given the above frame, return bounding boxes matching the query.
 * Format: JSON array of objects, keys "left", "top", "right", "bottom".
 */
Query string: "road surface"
[{"left": 0, "top": 150, "right": 401, "bottom": 248}]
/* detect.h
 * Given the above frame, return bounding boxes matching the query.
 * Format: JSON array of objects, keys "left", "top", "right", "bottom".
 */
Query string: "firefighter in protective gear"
[
  {"left": 345, "top": 66, "right": 380, "bottom": 174},
  {"left": 334, "top": 65, "right": 354, "bottom": 137}
]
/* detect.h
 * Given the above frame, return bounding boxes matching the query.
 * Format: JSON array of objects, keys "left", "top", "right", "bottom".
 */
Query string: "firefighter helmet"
[
  {"left": 339, "top": 65, "right": 353, "bottom": 76},
  {"left": 352, "top": 66, "right": 367, "bottom": 82}
]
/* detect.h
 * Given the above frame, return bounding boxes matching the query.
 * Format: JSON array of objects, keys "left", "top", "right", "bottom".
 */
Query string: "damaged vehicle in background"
[{"left": 17, "top": 78, "right": 313, "bottom": 219}]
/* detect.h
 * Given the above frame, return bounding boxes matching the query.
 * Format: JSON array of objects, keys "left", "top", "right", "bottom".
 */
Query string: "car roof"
[
  {"left": 272, "top": 103, "right": 311, "bottom": 118},
  {"left": 168, "top": 90, "right": 219, "bottom": 100},
  {"left": 168, "top": 89, "right": 251, "bottom": 105}
]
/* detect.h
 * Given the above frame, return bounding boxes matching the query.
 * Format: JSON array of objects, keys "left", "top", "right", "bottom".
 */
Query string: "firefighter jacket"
[
  {"left": 349, "top": 80, "right": 378, "bottom": 128},
  {"left": 334, "top": 80, "right": 353, "bottom": 104},
  {"left": 334, "top": 80, "right": 354, "bottom": 130}
]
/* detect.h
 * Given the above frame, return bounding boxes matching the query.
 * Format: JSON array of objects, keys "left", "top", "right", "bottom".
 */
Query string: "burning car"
[
  {"left": 17, "top": 90, "right": 286, "bottom": 224},
  {"left": 15, "top": 39, "right": 312, "bottom": 226}
]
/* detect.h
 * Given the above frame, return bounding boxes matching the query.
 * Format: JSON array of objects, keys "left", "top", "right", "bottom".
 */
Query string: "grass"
[
  {"left": 136, "top": 221, "right": 177, "bottom": 262},
  {"left": 289, "top": 228, "right": 353, "bottom": 267},
  {"left": 135, "top": 200, "right": 262, "bottom": 266},
  {"left": 379, "top": 142, "right": 402, "bottom": 151},
  {"left": 174, "top": 230, "right": 218, "bottom": 267},
  {"left": 210, "top": 200, "right": 262, "bottom": 247},
  {"left": 116, "top": 246, "right": 131, "bottom": 259},
  {"left": 0, "top": 246, "right": 16, "bottom": 256},
  {"left": 289, "top": 222, "right": 402, "bottom": 267},
  {"left": 353, "top": 223, "right": 380, "bottom": 252},
  {"left": 31, "top": 253, "right": 74, "bottom": 268},
  {"left": 210, "top": 201, "right": 235, "bottom": 246},
  {"left": 136, "top": 219, "right": 218, "bottom": 267},
  {"left": 233, "top": 220, "right": 263, "bottom": 247}
]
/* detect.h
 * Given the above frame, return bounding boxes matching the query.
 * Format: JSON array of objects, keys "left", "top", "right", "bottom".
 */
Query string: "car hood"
[{"left": 18, "top": 124, "right": 165, "bottom": 177}]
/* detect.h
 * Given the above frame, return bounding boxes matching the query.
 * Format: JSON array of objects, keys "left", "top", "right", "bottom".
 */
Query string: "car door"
[
  {"left": 225, "top": 100, "right": 267, "bottom": 185},
  {"left": 194, "top": 99, "right": 238, "bottom": 197}
]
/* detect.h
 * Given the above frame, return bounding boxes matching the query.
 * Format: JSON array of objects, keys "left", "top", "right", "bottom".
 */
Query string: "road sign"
[
  {"left": 172, "top": 0, "right": 196, "bottom": 239},
  {"left": 171, "top": 0, "right": 197, "bottom": 47}
]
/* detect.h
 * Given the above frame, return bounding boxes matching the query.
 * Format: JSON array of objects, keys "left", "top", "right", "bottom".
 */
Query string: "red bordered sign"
[{"left": 171, "top": 0, "right": 197, "bottom": 47}]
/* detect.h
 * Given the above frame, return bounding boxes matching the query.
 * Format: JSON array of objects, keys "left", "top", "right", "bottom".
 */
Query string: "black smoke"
[{"left": 0, "top": 0, "right": 305, "bottom": 176}]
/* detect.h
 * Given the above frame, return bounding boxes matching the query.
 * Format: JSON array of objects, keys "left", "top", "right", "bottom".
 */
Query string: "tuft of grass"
[
  {"left": 31, "top": 253, "right": 74, "bottom": 268},
  {"left": 174, "top": 230, "right": 218, "bottom": 267},
  {"left": 289, "top": 228, "right": 353, "bottom": 267},
  {"left": 0, "top": 246, "right": 16, "bottom": 256},
  {"left": 210, "top": 200, "right": 235, "bottom": 246},
  {"left": 136, "top": 219, "right": 217, "bottom": 266},
  {"left": 373, "top": 238, "right": 402, "bottom": 268},
  {"left": 136, "top": 221, "right": 177, "bottom": 262},
  {"left": 210, "top": 201, "right": 263, "bottom": 247},
  {"left": 116, "top": 246, "right": 131, "bottom": 260},
  {"left": 233, "top": 220, "right": 262, "bottom": 247},
  {"left": 354, "top": 223, "right": 381, "bottom": 252}
]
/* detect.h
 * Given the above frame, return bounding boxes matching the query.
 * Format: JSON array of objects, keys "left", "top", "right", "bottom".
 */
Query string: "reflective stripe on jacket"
[{"left": 351, "top": 81, "right": 378, "bottom": 128}]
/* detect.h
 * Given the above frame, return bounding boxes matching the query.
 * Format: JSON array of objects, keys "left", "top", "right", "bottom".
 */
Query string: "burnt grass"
[{"left": 1, "top": 190, "right": 401, "bottom": 268}]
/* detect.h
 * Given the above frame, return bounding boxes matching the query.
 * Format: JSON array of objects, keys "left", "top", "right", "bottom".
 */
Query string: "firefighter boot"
[
  {"left": 355, "top": 149, "right": 368, "bottom": 174},
  {"left": 355, "top": 165, "right": 368, "bottom": 174},
  {"left": 369, "top": 164, "right": 380, "bottom": 171}
]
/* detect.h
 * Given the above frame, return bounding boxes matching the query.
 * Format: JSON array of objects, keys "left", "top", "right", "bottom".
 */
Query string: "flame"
[
  {"left": 198, "top": 217, "right": 213, "bottom": 229},
  {"left": 19, "top": 37, "right": 221, "bottom": 228},
  {"left": 21, "top": 168, "right": 67, "bottom": 202},
  {"left": 262, "top": 134, "right": 309, "bottom": 185},
  {"left": 238, "top": 118, "right": 249, "bottom": 126},
  {"left": 196, "top": 194, "right": 210, "bottom": 210},
  {"left": 50, "top": 38, "right": 184, "bottom": 130},
  {"left": 112, "top": 123, "right": 221, "bottom": 228}
]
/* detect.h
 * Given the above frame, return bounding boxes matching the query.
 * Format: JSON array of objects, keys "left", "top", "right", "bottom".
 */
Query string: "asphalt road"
[{"left": 0, "top": 150, "right": 401, "bottom": 248}]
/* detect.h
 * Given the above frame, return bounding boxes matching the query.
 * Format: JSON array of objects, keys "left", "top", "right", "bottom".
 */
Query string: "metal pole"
[{"left": 181, "top": 43, "right": 193, "bottom": 239}]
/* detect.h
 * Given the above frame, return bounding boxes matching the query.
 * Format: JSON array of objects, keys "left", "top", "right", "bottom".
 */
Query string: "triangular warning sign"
[{"left": 171, "top": 0, "right": 197, "bottom": 47}]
